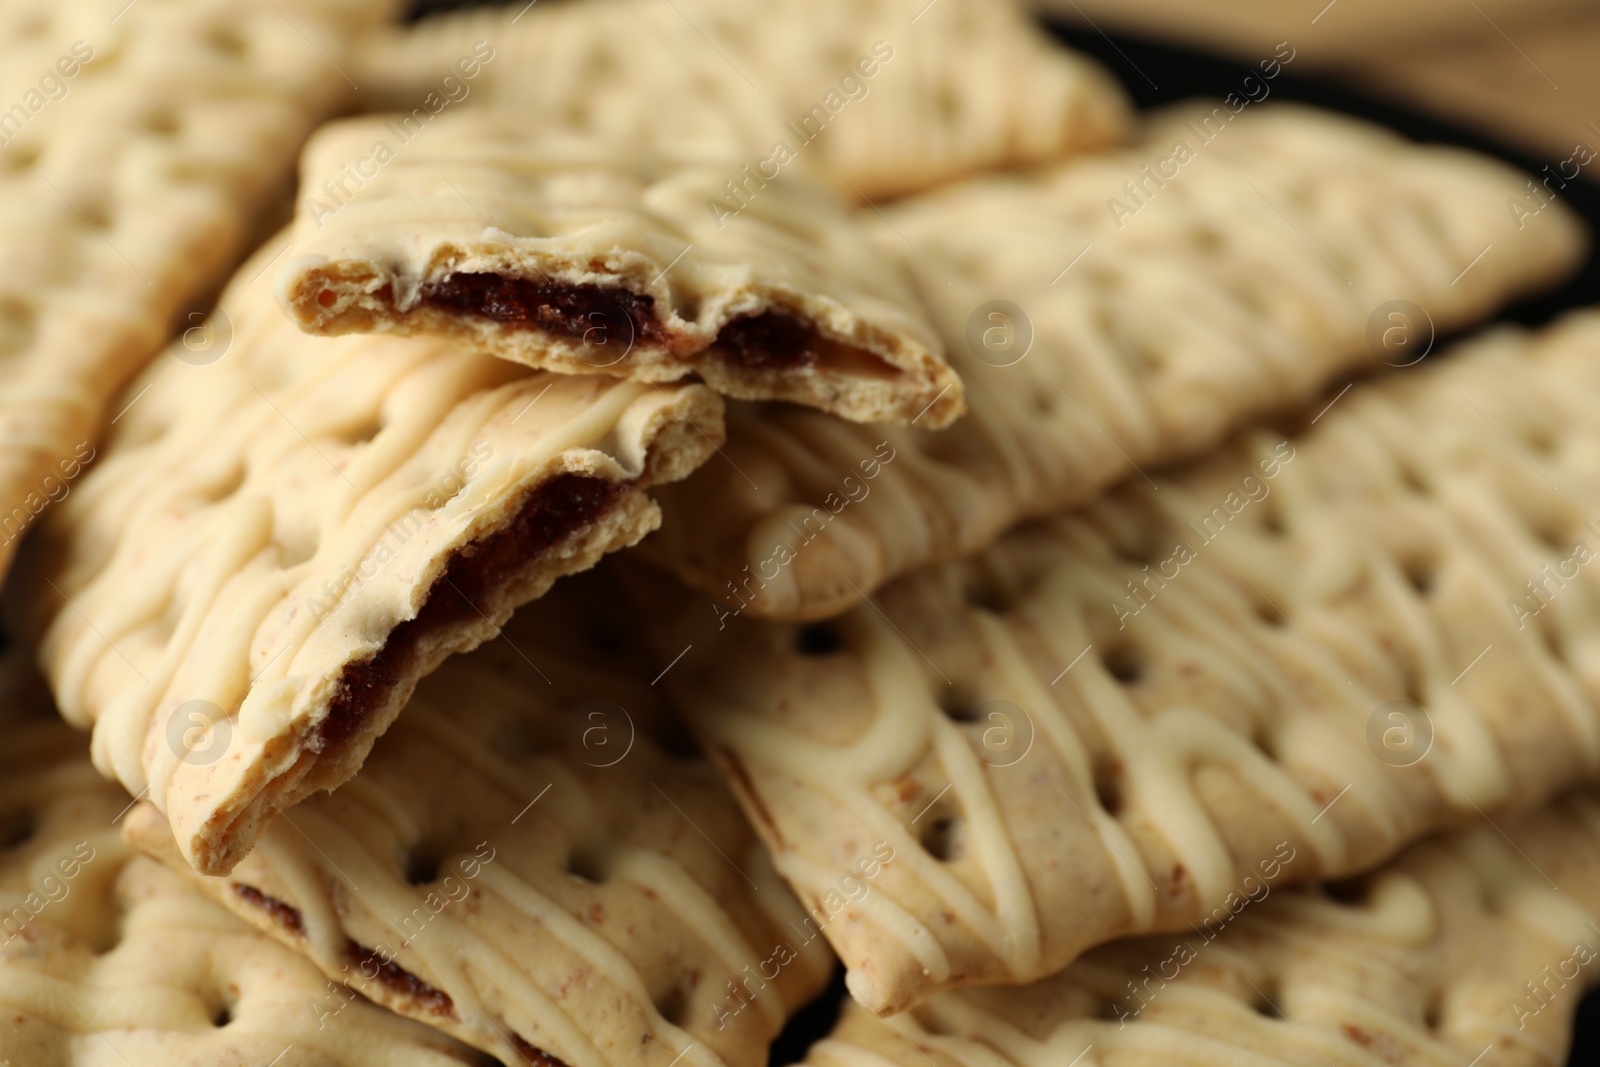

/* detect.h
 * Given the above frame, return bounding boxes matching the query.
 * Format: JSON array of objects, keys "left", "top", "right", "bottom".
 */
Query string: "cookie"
[
  {"left": 644, "top": 309, "right": 1600, "bottom": 1012},
  {"left": 123, "top": 567, "right": 833, "bottom": 1067},
  {"left": 0, "top": 661, "right": 484, "bottom": 1066},
  {"left": 276, "top": 113, "right": 961, "bottom": 427},
  {"left": 805, "top": 791, "right": 1600, "bottom": 1067},
  {"left": 640, "top": 103, "right": 1587, "bottom": 620},
  {"left": 0, "top": 0, "right": 395, "bottom": 585},
  {"left": 351, "top": 0, "right": 1131, "bottom": 201},
  {"left": 20, "top": 236, "right": 725, "bottom": 877}
]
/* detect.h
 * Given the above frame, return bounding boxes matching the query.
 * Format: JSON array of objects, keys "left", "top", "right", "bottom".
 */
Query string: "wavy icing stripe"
[
  {"left": 0, "top": 661, "right": 486, "bottom": 1066},
  {"left": 642, "top": 102, "right": 1587, "bottom": 621},
  {"left": 804, "top": 792, "right": 1600, "bottom": 1067},
  {"left": 277, "top": 112, "right": 962, "bottom": 428},
  {"left": 123, "top": 569, "right": 833, "bottom": 1067},
  {"left": 348, "top": 0, "right": 1132, "bottom": 201},
  {"left": 25, "top": 238, "right": 725, "bottom": 876},
  {"left": 0, "top": 0, "right": 398, "bottom": 583},
  {"left": 658, "top": 311, "right": 1600, "bottom": 1013}
]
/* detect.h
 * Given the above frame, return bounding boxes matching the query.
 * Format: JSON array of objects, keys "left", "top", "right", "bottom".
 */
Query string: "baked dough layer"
[
  {"left": 125, "top": 568, "right": 833, "bottom": 1067},
  {"left": 806, "top": 791, "right": 1600, "bottom": 1067},
  {"left": 276, "top": 114, "right": 961, "bottom": 427},
  {"left": 22, "top": 238, "right": 725, "bottom": 877},
  {"left": 351, "top": 0, "right": 1132, "bottom": 201},
  {"left": 649, "top": 309, "right": 1600, "bottom": 1011},
  {"left": 0, "top": 0, "right": 395, "bottom": 584},
  {"left": 0, "top": 662, "right": 484, "bottom": 1066},
  {"left": 641, "top": 104, "right": 1587, "bottom": 620}
]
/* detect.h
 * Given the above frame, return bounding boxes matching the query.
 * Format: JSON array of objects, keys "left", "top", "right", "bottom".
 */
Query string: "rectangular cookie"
[
  {"left": 123, "top": 566, "right": 833, "bottom": 1067},
  {"left": 0, "top": 662, "right": 484, "bottom": 1067},
  {"left": 17, "top": 236, "right": 725, "bottom": 878},
  {"left": 0, "top": 0, "right": 395, "bottom": 586},
  {"left": 351, "top": 0, "right": 1132, "bottom": 201},
  {"left": 644, "top": 309, "right": 1600, "bottom": 1013},
  {"left": 804, "top": 790, "right": 1600, "bottom": 1067},
  {"left": 276, "top": 112, "right": 961, "bottom": 427},
  {"left": 639, "top": 103, "right": 1588, "bottom": 620}
]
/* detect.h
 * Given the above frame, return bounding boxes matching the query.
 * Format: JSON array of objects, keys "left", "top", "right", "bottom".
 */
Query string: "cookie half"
[{"left": 23, "top": 237, "right": 725, "bottom": 877}]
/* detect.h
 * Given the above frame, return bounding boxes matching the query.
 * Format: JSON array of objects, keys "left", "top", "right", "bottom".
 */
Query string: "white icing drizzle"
[{"left": 678, "top": 316, "right": 1600, "bottom": 1011}]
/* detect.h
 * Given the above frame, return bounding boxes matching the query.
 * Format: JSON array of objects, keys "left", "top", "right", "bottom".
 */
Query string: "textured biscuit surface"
[
  {"left": 642, "top": 104, "right": 1587, "bottom": 620},
  {"left": 0, "top": 0, "right": 394, "bottom": 583},
  {"left": 351, "top": 0, "right": 1132, "bottom": 202},
  {"left": 804, "top": 792, "right": 1600, "bottom": 1067},
  {"left": 0, "top": 663, "right": 487, "bottom": 1066},
  {"left": 650, "top": 311, "right": 1600, "bottom": 1013},
  {"left": 278, "top": 113, "right": 961, "bottom": 427},
  {"left": 125, "top": 568, "right": 833, "bottom": 1067},
  {"left": 23, "top": 240, "right": 725, "bottom": 877}
]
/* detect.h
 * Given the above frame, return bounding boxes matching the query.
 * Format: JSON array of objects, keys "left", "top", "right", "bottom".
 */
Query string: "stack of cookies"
[{"left": 1, "top": 0, "right": 1598, "bottom": 1063}]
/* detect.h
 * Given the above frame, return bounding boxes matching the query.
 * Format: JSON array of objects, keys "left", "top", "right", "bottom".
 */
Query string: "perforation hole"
[
  {"left": 74, "top": 199, "right": 112, "bottom": 231},
  {"left": 0, "top": 146, "right": 39, "bottom": 175},
  {"left": 1113, "top": 541, "right": 1160, "bottom": 568},
  {"left": 403, "top": 842, "right": 443, "bottom": 886},
  {"left": 1252, "top": 985, "right": 1284, "bottom": 1019},
  {"left": 654, "top": 984, "right": 691, "bottom": 1027},
  {"left": 937, "top": 689, "right": 981, "bottom": 723},
  {"left": 200, "top": 466, "right": 246, "bottom": 504},
  {"left": 273, "top": 533, "right": 318, "bottom": 569},
  {"left": 1260, "top": 507, "right": 1287, "bottom": 537},
  {"left": 794, "top": 623, "right": 842, "bottom": 656},
  {"left": 1531, "top": 518, "right": 1571, "bottom": 553},
  {"left": 0, "top": 295, "right": 37, "bottom": 358},
  {"left": 207, "top": 25, "right": 247, "bottom": 55},
  {"left": 1321, "top": 877, "right": 1369, "bottom": 906},
  {"left": 142, "top": 109, "right": 180, "bottom": 136},
  {"left": 1254, "top": 599, "right": 1287, "bottom": 628},
  {"left": 1191, "top": 226, "right": 1225, "bottom": 252},
  {"left": 1423, "top": 989, "right": 1444, "bottom": 1030},
  {"left": 1401, "top": 556, "right": 1435, "bottom": 596},
  {"left": 1091, "top": 758, "right": 1125, "bottom": 816},
  {"left": 1524, "top": 427, "right": 1558, "bottom": 456},
  {"left": 963, "top": 576, "right": 1018, "bottom": 614},
  {"left": 1032, "top": 389, "right": 1057, "bottom": 417},
  {"left": 0, "top": 809, "right": 35, "bottom": 849},
  {"left": 1102, "top": 645, "right": 1144, "bottom": 685},
  {"left": 567, "top": 847, "right": 607, "bottom": 885},
  {"left": 920, "top": 816, "right": 966, "bottom": 862},
  {"left": 1399, "top": 465, "right": 1430, "bottom": 496},
  {"left": 212, "top": 1006, "right": 231, "bottom": 1027},
  {"left": 338, "top": 415, "right": 383, "bottom": 447}
]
